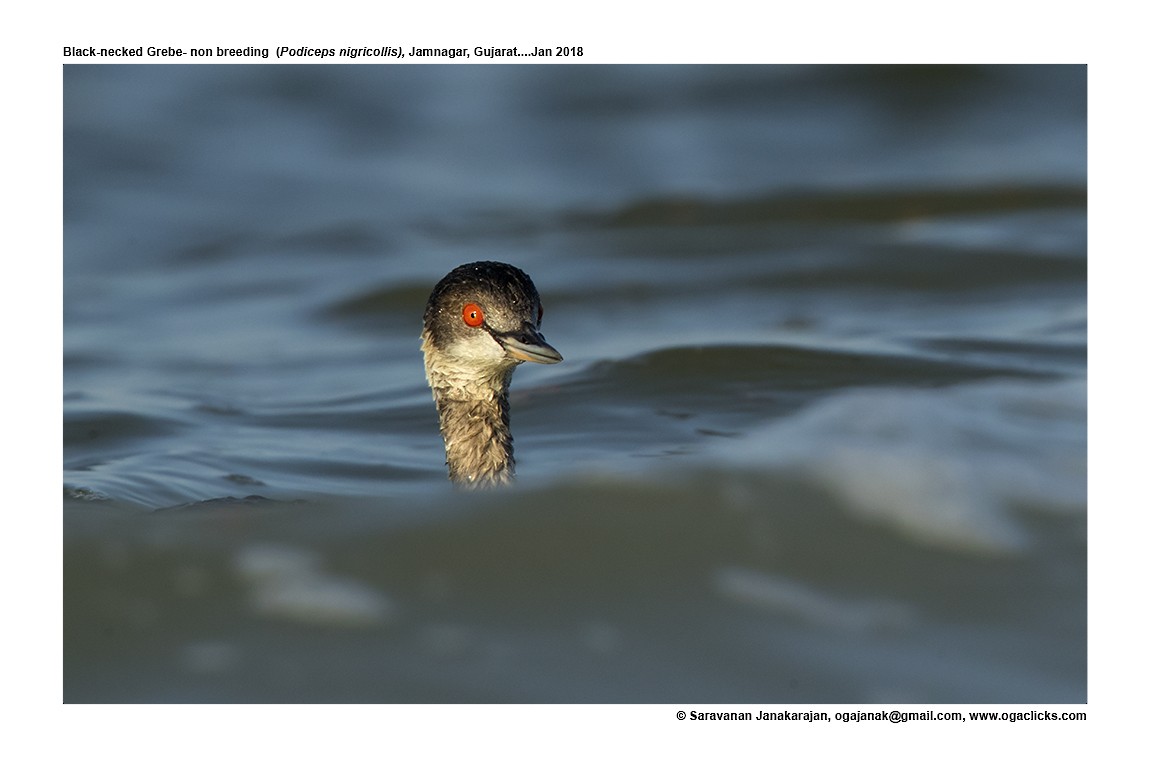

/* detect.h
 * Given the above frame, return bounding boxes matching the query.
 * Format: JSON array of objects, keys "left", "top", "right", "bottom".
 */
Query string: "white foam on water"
[
  {"left": 709, "top": 377, "right": 1085, "bottom": 554},
  {"left": 713, "top": 566, "right": 915, "bottom": 632},
  {"left": 234, "top": 542, "right": 395, "bottom": 627}
]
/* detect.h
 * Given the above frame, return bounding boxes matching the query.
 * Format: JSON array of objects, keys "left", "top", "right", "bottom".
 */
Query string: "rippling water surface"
[{"left": 64, "top": 65, "right": 1086, "bottom": 702}]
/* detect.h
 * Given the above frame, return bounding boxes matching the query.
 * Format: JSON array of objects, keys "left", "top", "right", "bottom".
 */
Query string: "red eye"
[{"left": 462, "top": 302, "right": 484, "bottom": 327}]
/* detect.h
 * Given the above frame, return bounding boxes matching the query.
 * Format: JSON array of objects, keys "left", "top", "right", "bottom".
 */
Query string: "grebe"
[{"left": 421, "top": 262, "right": 562, "bottom": 487}]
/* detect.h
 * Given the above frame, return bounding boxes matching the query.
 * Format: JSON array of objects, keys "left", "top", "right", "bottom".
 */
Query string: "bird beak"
[{"left": 499, "top": 326, "right": 563, "bottom": 364}]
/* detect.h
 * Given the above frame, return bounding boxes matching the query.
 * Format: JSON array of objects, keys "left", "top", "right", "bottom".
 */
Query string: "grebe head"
[{"left": 421, "top": 262, "right": 561, "bottom": 486}]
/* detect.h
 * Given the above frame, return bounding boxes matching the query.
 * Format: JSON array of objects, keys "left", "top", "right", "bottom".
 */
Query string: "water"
[{"left": 63, "top": 65, "right": 1086, "bottom": 703}]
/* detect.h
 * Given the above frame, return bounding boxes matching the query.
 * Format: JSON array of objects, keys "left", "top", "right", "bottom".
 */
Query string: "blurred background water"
[{"left": 63, "top": 64, "right": 1086, "bottom": 703}]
